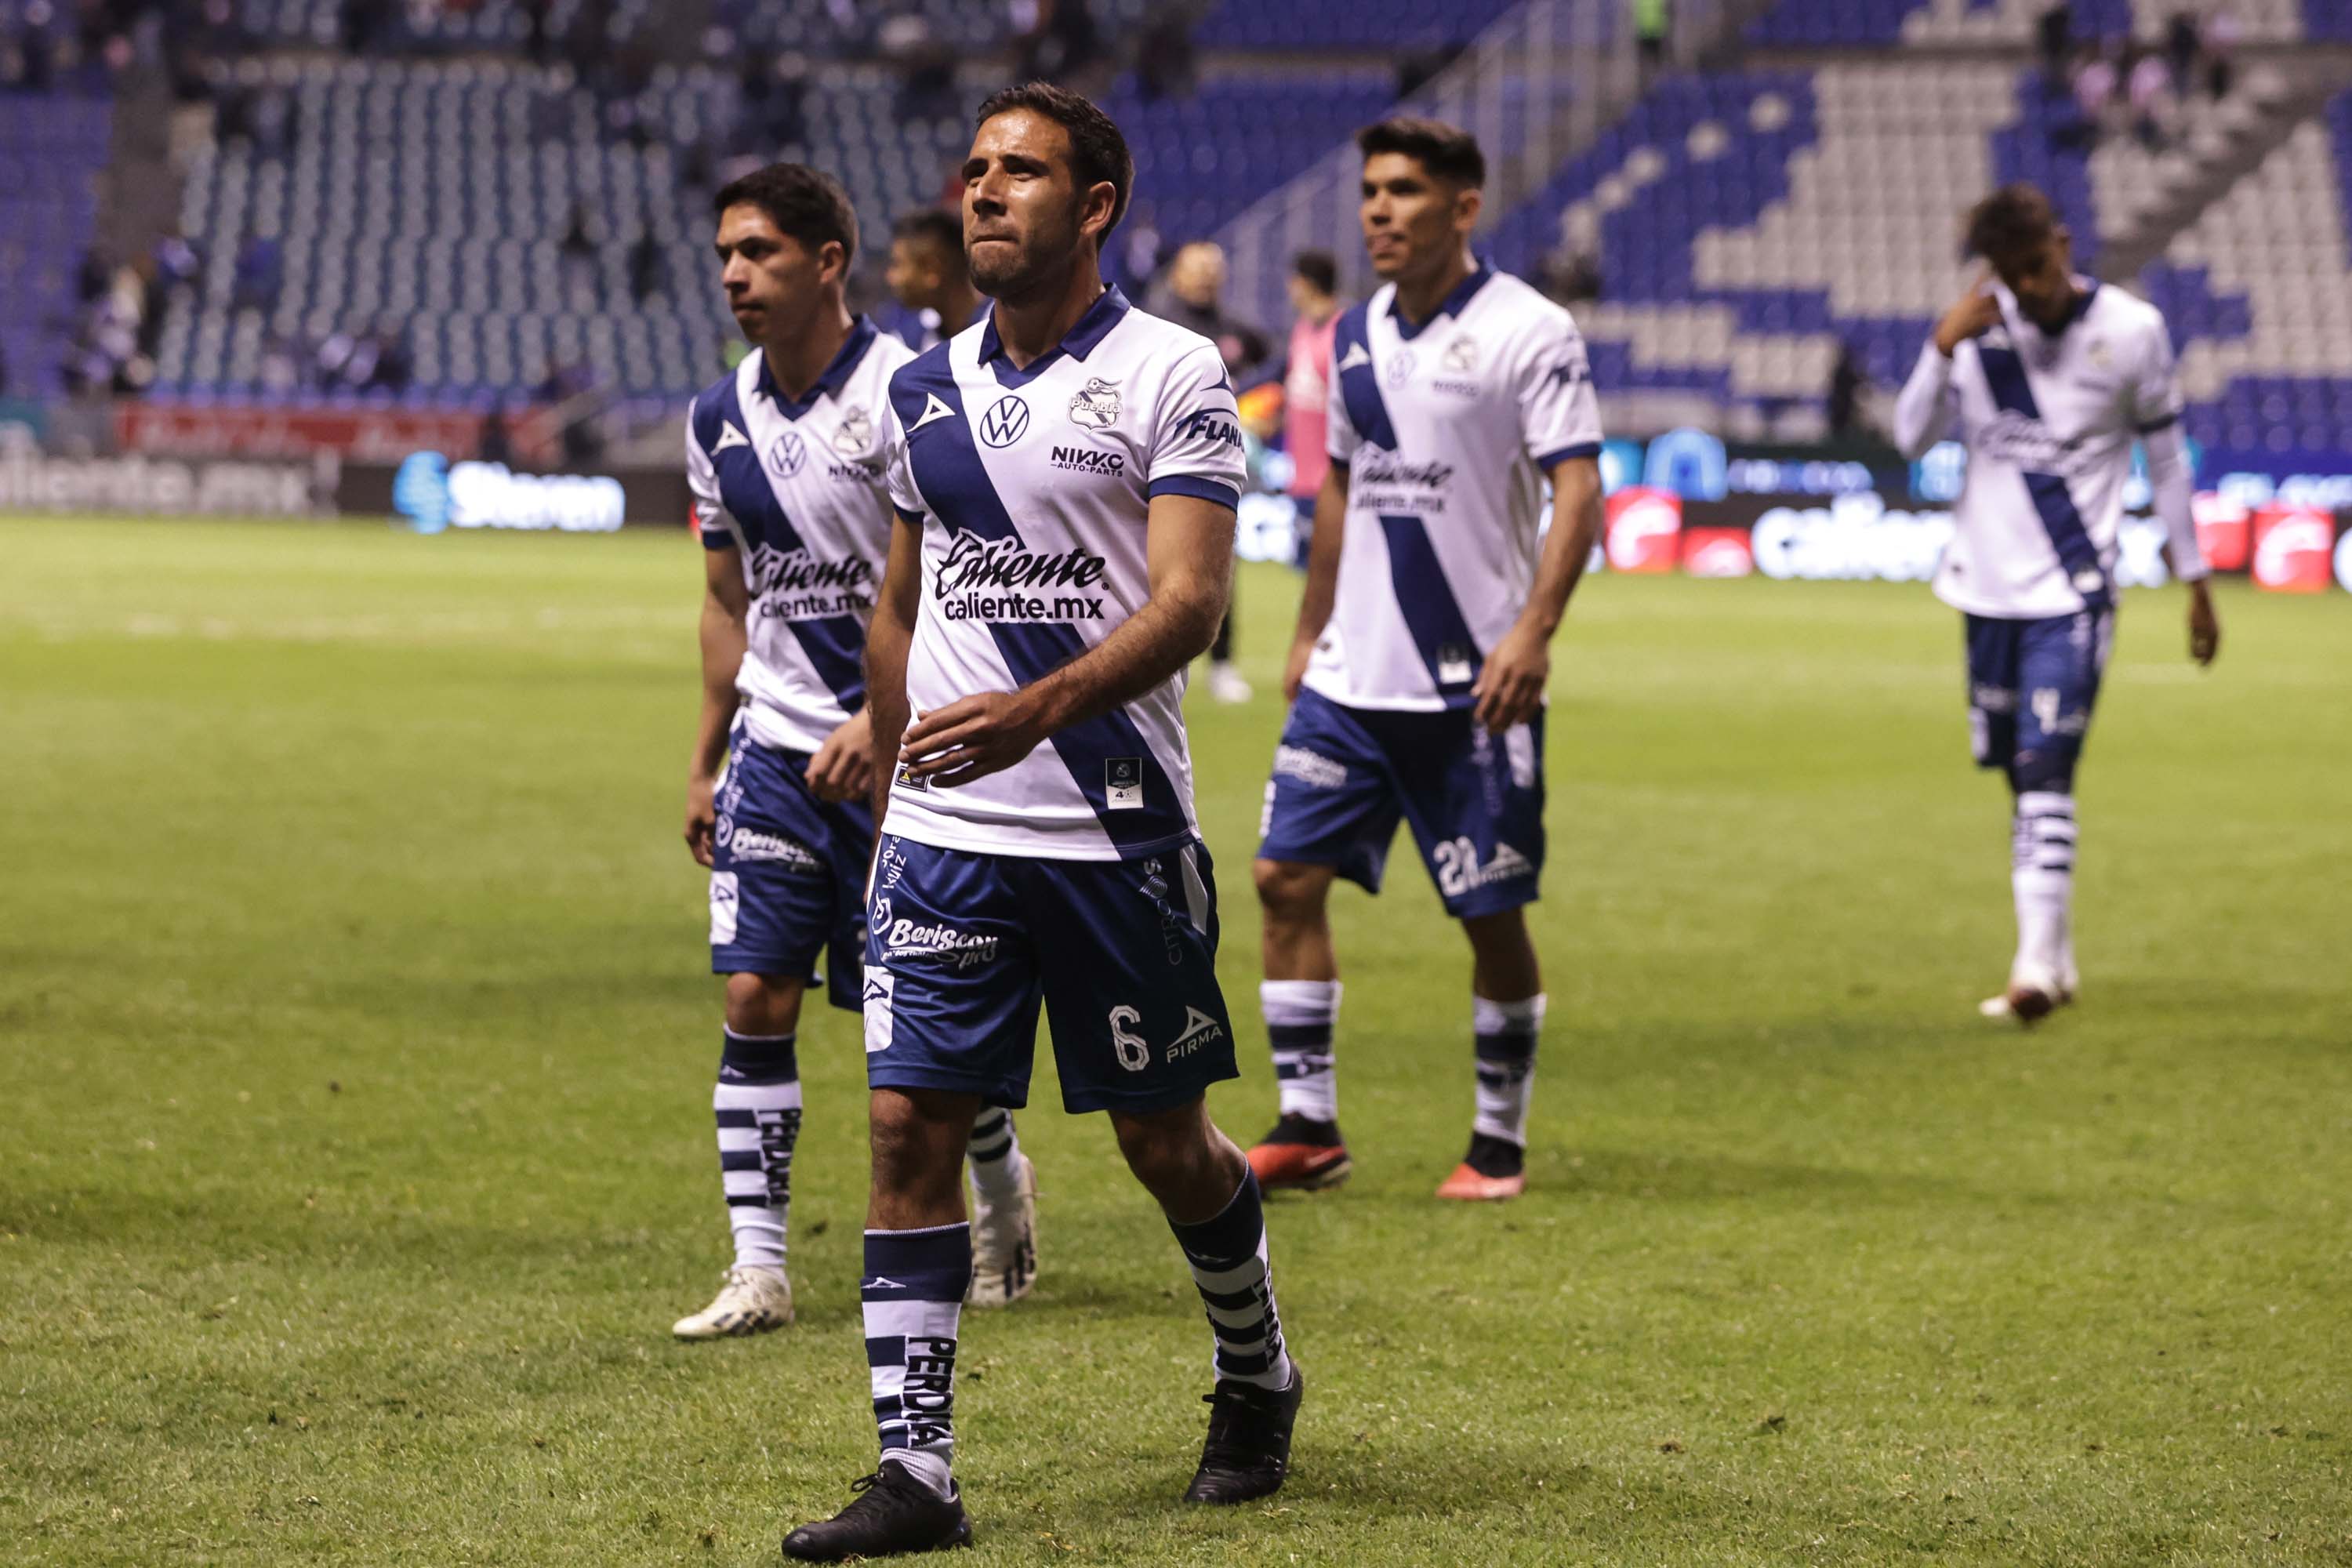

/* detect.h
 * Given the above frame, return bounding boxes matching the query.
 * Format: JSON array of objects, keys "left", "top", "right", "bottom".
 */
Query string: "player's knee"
[
  {"left": 2009, "top": 747, "right": 2078, "bottom": 797},
  {"left": 867, "top": 1091, "right": 967, "bottom": 1197},
  {"left": 1252, "top": 858, "right": 1328, "bottom": 927},
  {"left": 1111, "top": 1101, "right": 1213, "bottom": 1192},
  {"left": 723, "top": 971, "right": 804, "bottom": 1037}
]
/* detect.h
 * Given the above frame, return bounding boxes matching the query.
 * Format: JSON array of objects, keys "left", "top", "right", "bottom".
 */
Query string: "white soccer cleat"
[
  {"left": 1205, "top": 660, "right": 1254, "bottom": 705},
  {"left": 967, "top": 1155, "right": 1039, "bottom": 1308},
  {"left": 1979, "top": 959, "right": 2073, "bottom": 1025},
  {"left": 672, "top": 1265, "right": 793, "bottom": 1339}
]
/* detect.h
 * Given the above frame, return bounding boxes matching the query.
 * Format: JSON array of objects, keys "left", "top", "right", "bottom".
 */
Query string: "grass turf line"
[{"left": 1, "top": 515, "right": 2347, "bottom": 1566}]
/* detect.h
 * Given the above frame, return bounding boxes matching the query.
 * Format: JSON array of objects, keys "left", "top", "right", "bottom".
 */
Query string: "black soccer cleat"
[
  {"left": 781, "top": 1462, "right": 972, "bottom": 1561},
  {"left": 1182, "top": 1365, "right": 1305, "bottom": 1504}
]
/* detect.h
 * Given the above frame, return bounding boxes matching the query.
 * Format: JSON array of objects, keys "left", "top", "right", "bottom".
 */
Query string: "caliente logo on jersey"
[{"left": 980, "top": 396, "right": 1031, "bottom": 448}]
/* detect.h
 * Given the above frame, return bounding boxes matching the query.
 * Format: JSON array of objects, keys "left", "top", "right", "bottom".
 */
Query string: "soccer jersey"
[
  {"left": 686, "top": 317, "right": 913, "bottom": 753},
  {"left": 1917, "top": 280, "right": 2183, "bottom": 619},
  {"left": 1310, "top": 264, "right": 1602, "bottom": 712},
  {"left": 880, "top": 284, "right": 1246, "bottom": 861}
]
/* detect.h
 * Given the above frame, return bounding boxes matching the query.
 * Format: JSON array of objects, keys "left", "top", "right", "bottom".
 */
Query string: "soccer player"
[
  {"left": 781, "top": 85, "right": 1301, "bottom": 1559},
  {"left": 1245, "top": 117, "right": 1606, "bottom": 1203},
  {"left": 1893, "top": 183, "right": 2219, "bottom": 1022},
  {"left": 677, "top": 164, "right": 1040, "bottom": 1341},
  {"left": 882, "top": 208, "right": 985, "bottom": 353}
]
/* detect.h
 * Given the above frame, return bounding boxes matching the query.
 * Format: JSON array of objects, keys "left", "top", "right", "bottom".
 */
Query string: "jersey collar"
[
  {"left": 756, "top": 314, "right": 880, "bottom": 420},
  {"left": 978, "top": 284, "right": 1131, "bottom": 388},
  {"left": 1386, "top": 260, "right": 1493, "bottom": 342}
]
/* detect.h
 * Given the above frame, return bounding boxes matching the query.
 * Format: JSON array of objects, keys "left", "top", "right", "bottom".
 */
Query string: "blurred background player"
[
  {"left": 1246, "top": 117, "right": 1606, "bottom": 1203},
  {"left": 1893, "top": 183, "right": 2219, "bottom": 1025},
  {"left": 678, "top": 164, "right": 1039, "bottom": 1342},
  {"left": 782, "top": 85, "right": 1299, "bottom": 1561},
  {"left": 1279, "top": 250, "right": 1344, "bottom": 567},
  {"left": 1154, "top": 239, "right": 1269, "bottom": 702},
  {"left": 882, "top": 208, "right": 985, "bottom": 354}
]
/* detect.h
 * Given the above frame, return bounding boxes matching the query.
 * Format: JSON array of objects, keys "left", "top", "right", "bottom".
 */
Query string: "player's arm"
[
  {"left": 862, "top": 510, "right": 924, "bottom": 825},
  {"left": 1282, "top": 459, "right": 1348, "bottom": 700},
  {"left": 1472, "top": 453, "right": 1602, "bottom": 734},
  {"left": 688, "top": 542, "right": 750, "bottom": 867},
  {"left": 899, "top": 491, "right": 1236, "bottom": 788},
  {"left": 2136, "top": 357, "right": 2220, "bottom": 666},
  {"left": 1895, "top": 270, "right": 2001, "bottom": 459}
]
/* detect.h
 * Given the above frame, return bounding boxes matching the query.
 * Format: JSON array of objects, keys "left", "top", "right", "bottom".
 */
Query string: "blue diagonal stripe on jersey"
[
  {"left": 695, "top": 372, "right": 871, "bottom": 708},
  {"left": 1975, "top": 344, "right": 2110, "bottom": 607},
  {"left": 888, "top": 357, "right": 1193, "bottom": 855},
  {"left": 1376, "top": 514, "right": 1483, "bottom": 702},
  {"left": 1333, "top": 303, "right": 1397, "bottom": 452}
]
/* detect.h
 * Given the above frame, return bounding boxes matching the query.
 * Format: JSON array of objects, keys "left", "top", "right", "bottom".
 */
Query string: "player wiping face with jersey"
[
  {"left": 1893, "top": 182, "right": 2219, "bottom": 1025},
  {"left": 781, "top": 84, "right": 1304, "bottom": 1565},
  {"left": 1245, "top": 116, "right": 1608, "bottom": 1206},
  {"left": 671, "top": 163, "right": 1041, "bottom": 1348}
]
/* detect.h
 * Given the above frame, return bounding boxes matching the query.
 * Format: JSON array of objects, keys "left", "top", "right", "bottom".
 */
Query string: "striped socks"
[
  {"left": 713, "top": 1029, "right": 801, "bottom": 1273},
  {"left": 863, "top": 1222, "right": 972, "bottom": 1497},
  {"left": 2012, "top": 791, "right": 2077, "bottom": 976},
  {"left": 1169, "top": 1172, "right": 1294, "bottom": 1393},
  {"left": 1471, "top": 993, "right": 1545, "bottom": 1149},
  {"left": 966, "top": 1105, "right": 1025, "bottom": 1203},
  {"left": 1263, "top": 979, "right": 1341, "bottom": 1123}
]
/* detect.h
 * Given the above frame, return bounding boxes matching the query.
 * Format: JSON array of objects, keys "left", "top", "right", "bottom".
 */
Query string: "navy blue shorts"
[
  {"left": 1256, "top": 686, "right": 1545, "bottom": 920},
  {"left": 860, "top": 834, "right": 1238, "bottom": 1115},
  {"left": 710, "top": 718, "right": 875, "bottom": 1011},
  {"left": 1964, "top": 608, "right": 2114, "bottom": 792}
]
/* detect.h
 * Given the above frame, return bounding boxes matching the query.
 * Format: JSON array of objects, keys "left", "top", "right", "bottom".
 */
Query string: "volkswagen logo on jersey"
[
  {"left": 1383, "top": 350, "right": 1416, "bottom": 389},
  {"left": 765, "top": 431, "right": 807, "bottom": 477},
  {"left": 980, "top": 396, "right": 1031, "bottom": 448}
]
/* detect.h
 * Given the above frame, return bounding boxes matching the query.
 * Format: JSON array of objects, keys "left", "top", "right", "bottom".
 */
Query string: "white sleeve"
[
  {"left": 2143, "top": 422, "right": 2206, "bottom": 582},
  {"left": 1517, "top": 308, "right": 1604, "bottom": 466},
  {"left": 1147, "top": 343, "right": 1247, "bottom": 506},
  {"left": 2129, "top": 315, "right": 2187, "bottom": 435},
  {"left": 1324, "top": 348, "right": 1360, "bottom": 466},
  {"left": 1893, "top": 341, "right": 1958, "bottom": 461},
  {"left": 882, "top": 401, "right": 925, "bottom": 521},
  {"left": 685, "top": 397, "right": 735, "bottom": 549}
]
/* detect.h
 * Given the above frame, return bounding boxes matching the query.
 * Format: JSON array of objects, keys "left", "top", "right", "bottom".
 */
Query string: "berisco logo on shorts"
[
  {"left": 725, "top": 826, "right": 824, "bottom": 872},
  {"left": 1273, "top": 745, "right": 1347, "bottom": 789},
  {"left": 880, "top": 913, "right": 1001, "bottom": 971}
]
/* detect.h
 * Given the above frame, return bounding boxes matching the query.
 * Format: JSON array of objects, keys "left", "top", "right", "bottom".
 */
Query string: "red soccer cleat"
[
  {"left": 1435, "top": 1163, "right": 1526, "bottom": 1202},
  {"left": 1246, "top": 1116, "right": 1352, "bottom": 1191}
]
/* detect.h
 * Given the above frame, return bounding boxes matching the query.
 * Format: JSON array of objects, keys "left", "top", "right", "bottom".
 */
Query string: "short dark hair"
[
  {"left": 713, "top": 162, "right": 859, "bottom": 267},
  {"left": 975, "top": 81, "right": 1134, "bottom": 234},
  {"left": 1290, "top": 250, "right": 1338, "bottom": 296},
  {"left": 1356, "top": 116, "right": 1485, "bottom": 189},
  {"left": 893, "top": 208, "right": 964, "bottom": 260},
  {"left": 1965, "top": 183, "right": 2059, "bottom": 262}
]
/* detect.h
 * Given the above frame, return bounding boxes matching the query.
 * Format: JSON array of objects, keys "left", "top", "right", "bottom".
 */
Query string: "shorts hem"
[
  {"left": 710, "top": 953, "right": 824, "bottom": 982},
  {"left": 1061, "top": 1063, "right": 1240, "bottom": 1116},
  {"left": 866, "top": 1062, "right": 1029, "bottom": 1110},
  {"left": 1442, "top": 884, "right": 1541, "bottom": 921},
  {"left": 1253, "top": 839, "right": 1384, "bottom": 896}
]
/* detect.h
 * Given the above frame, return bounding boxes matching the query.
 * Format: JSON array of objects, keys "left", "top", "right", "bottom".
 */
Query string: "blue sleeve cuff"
[
  {"left": 893, "top": 506, "right": 926, "bottom": 526},
  {"left": 2136, "top": 412, "right": 2181, "bottom": 435},
  {"left": 1534, "top": 441, "right": 1602, "bottom": 469},
  {"left": 699, "top": 527, "right": 735, "bottom": 550},
  {"left": 1147, "top": 474, "right": 1241, "bottom": 509}
]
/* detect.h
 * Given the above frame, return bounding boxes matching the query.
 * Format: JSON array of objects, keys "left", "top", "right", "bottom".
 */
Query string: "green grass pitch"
[{"left": 2, "top": 515, "right": 2348, "bottom": 1566}]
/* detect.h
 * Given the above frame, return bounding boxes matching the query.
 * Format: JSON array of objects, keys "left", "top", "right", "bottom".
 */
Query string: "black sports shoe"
[
  {"left": 1182, "top": 1365, "right": 1305, "bottom": 1504},
  {"left": 781, "top": 1461, "right": 972, "bottom": 1561}
]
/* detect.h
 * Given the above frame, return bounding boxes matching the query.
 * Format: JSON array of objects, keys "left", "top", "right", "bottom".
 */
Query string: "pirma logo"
[
  {"left": 392, "top": 450, "right": 452, "bottom": 532},
  {"left": 980, "top": 396, "right": 1031, "bottom": 448}
]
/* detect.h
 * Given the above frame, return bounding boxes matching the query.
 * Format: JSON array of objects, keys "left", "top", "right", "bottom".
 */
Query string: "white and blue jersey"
[
  {"left": 880, "top": 285, "right": 1247, "bottom": 861},
  {"left": 1911, "top": 280, "right": 2183, "bottom": 619},
  {"left": 1312, "top": 263, "right": 1603, "bottom": 712},
  {"left": 687, "top": 317, "right": 913, "bottom": 754}
]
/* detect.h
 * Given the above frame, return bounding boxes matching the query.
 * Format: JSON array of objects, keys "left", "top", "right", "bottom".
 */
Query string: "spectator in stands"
[
  {"left": 884, "top": 208, "right": 984, "bottom": 350},
  {"left": 2066, "top": 45, "right": 2118, "bottom": 151},
  {"left": 2202, "top": 8, "right": 2238, "bottom": 99},
  {"left": 2037, "top": 3, "right": 2073, "bottom": 95},
  {"left": 230, "top": 235, "right": 281, "bottom": 314},
  {"left": 1633, "top": 0, "right": 1669, "bottom": 86},
  {"left": 1828, "top": 341, "right": 1867, "bottom": 439},
  {"left": 1280, "top": 251, "right": 1343, "bottom": 568},
  {"left": 629, "top": 231, "right": 664, "bottom": 304},
  {"left": 2165, "top": 11, "right": 2202, "bottom": 97},
  {"left": 1017, "top": 0, "right": 1101, "bottom": 85},
  {"left": 1156, "top": 240, "right": 1270, "bottom": 379},
  {"left": 880, "top": 13, "right": 956, "bottom": 122},
  {"left": 2125, "top": 44, "right": 2175, "bottom": 149},
  {"left": 1134, "top": 13, "right": 1197, "bottom": 104}
]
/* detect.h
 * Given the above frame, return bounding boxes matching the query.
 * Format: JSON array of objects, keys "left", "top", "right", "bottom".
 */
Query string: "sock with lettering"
[
  {"left": 863, "top": 1223, "right": 971, "bottom": 1498},
  {"left": 713, "top": 1029, "right": 800, "bottom": 1273},
  {"left": 2012, "top": 791, "right": 2076, "bottom": 978},
  {"left": 966, "top": 1105, "right": 1025, "bottom": 1203},
  {"left": 1168, "top": 1171, "right": 1294, "bottom": 1393},
  {"left": 1263, "top": 979, "right": 1341, "bottom": 1125}
]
